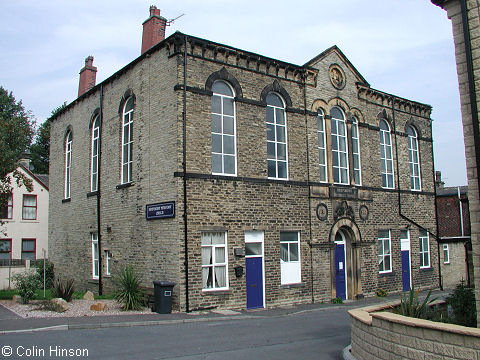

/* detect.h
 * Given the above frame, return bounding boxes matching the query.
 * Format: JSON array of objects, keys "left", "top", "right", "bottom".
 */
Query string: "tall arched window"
[
  {"left": 266, "top": 93, "right": 288, "bottom": 179},
  {"left": 317, "top": 108, "right": 327, "bottom": 182},
  {"left": 379, "top": 119, "right": 394, "bottom": 189},
  {"left": 407, "top": 126, "right": 421, "bottom": 191},
  {"left": 351, "top": 116, "right": 362, "bottom": 185},
  {"left": 331, "top": 107, "right": 349, "bottom": 184},
  {"left": 211, "top": 81, "right": 236, "bottom": 175},
  {"left": 64, "top": 130, "right": 72, "bottom": 199},
  {"left": 121, "top": 96, "right": 134, "bottom": 184},
  {"left": 90, "top": 115, "right": 100, "bottom": 192}
]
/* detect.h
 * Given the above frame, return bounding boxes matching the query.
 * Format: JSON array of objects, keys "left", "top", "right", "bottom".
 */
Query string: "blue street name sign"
[{"left": 146, "top": 201, "right": 175, "bottom": 220}]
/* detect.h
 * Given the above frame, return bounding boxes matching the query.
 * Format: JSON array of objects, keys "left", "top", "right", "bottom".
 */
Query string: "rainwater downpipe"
[
  {"left": 97, "top": 85, "right": 104, "bottom": 296},
  {"left": 183, "top": 35, "right": 190, "bottom": 312}
]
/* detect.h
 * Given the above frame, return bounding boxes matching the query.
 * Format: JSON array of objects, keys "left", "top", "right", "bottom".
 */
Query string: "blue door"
[
  {"left": 246, "top": 257, "right": 263, "bottom": 309},
  {"left": 402, "top": 250, "right": 411, "bottom": 291},
  {"left": 335, "top": 244, "right": 346, "bottom": 300}
]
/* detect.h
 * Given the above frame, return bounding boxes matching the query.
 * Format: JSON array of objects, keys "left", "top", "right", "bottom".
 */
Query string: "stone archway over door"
[{"left": 330, "top": 218, "right": 362, "bottom": 300}]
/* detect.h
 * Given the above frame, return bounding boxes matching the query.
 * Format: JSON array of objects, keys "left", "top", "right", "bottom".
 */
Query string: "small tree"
[
  {"left": 446, "top": 281, "right": 477, "bottom": 327},
  {"left": 35, "top": 260, "right": 54, "bottom": 289},
  {"left": 12, "top": 271, "right": 41, "bottom": 304}
]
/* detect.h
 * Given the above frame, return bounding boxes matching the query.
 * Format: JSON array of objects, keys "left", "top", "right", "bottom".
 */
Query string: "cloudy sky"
[{"left": 0, "top": 0, "right": 465, "bottom": 186}]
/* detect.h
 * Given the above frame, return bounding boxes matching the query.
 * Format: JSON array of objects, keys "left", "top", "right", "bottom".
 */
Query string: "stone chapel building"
[{"left": 49, "top": 6, "right": 439, "bottom": 311}]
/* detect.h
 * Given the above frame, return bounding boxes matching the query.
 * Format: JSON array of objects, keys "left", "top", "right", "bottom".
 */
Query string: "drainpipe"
[
  {"left": 183, "top": 35, "right": 190, "bottom": 312},
  {"left": 431, "top": 120, "right": 443, "bottom": 290},
  {"left": 458, "top": 187, "right": 464, "bottom": 237},
  {"left": 97, "top": 85, "right": 104, "bottom": 295}
]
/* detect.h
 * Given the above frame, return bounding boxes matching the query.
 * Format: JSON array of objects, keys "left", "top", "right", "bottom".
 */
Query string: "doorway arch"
[{"left": 329, "top": 218, "right": 362, "bottom": 300}]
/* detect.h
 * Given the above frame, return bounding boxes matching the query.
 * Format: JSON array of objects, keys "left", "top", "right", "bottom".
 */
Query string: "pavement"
[{"left": 0, "top": 289, "right": 450, "bottom": 334}]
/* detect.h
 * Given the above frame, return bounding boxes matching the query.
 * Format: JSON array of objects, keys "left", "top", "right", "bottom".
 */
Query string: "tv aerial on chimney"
[{"left": 166, "top": 13, "right": 185, "bottom": 26}]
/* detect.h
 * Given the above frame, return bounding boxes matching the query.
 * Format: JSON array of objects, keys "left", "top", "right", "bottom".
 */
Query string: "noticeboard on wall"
[{"left": 146, "top": 201, "right": 175, "bottom": 220}]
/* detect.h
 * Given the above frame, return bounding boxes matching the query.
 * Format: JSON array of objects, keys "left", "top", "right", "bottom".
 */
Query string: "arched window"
[
  {"left": 379, "top": 119, "right": 394, "bottom": 189},
  {"left": 90, "top": 115, "right": 100, "bottom": 192},
  {"left": 331, "top": 107, "right": 349, "bottom": 184},
  {"left": 407, "top": 126, "right": 421, "bottom": 191},
  {"left": 121, "top": 96, "right": 134, "bottom": 184},
  {"left": 351, "top": 116, "right": 362, "bottom": 185},
  {"left": 64, "top": 131, "right": 72, "bottom": 199},
  {"left": 211, "top": 81, "right": 236, "bottom": 175},
  {"left": 317, "top": 108, "right": 327, "bottom": 182},
  {"left": 266, "top": 93, "right": 288, "bottom": 179}
]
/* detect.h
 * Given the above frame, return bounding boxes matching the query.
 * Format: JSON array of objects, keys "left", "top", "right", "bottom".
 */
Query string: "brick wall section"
[
  {"left": 349, "top": 303, "right": 480, "bottom": 359},
  {"left": 437, "top": 195, "right": 463, "bottom": 237},
  {"left": 437, "top": 0, "right": 480, "bottom": 325},
  {"left": 441, "top": 241, "right": 469, "bottom": 288}
]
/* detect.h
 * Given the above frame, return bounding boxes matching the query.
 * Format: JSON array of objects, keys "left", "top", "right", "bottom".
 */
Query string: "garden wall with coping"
[{"left": 349, "top": 301, "right": 480, "bottom": 360}]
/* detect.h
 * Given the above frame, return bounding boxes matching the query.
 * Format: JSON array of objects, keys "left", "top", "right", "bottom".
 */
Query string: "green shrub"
[
  {"left": 35, "top": 260, "right": 54, "bottom": 289},
  {"left": 12, "top": 271, "right": 41, "bottom": 304},
  {"left": 332, "top": 297, "right": 343, "bottom": 304},
  {"left": 446, "top": 281, "right": 477, "bottom": 327},
  {"left": 114, "top": 265, "right": 145, "bottom": 311},
  {"left": 53, "top": 278, "right": 75, "bottom": 302},
  {"left": 396, "top": 286, "right": 436, "bottom": 319},
  {"left": 376, "top": 288, "right": 388, "bottom": 297}
]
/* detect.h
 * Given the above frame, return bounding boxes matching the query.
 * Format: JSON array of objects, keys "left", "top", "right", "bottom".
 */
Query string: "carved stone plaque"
[{"left": 316, "top": 203, "right": 328, "bottom": 221}]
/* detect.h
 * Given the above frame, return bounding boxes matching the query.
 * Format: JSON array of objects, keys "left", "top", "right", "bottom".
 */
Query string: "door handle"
[{"left": 250, "top": 284, "right": 257, "bottom": 288}]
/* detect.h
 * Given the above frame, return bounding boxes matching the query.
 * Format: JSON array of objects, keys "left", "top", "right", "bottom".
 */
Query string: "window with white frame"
[
  {"left": 0, "top": 239, "right": 11, "bottom": 260},
  {"left": 91, "top": 115, "right": 100, "bottom": 192},
  {"left": 443, "top": 244, "right": 450, "bottom": 264},
  {"left": 22, "top": 195, "right": 37, "bottom": 220},
  {"left": 121, "top": 97, "right": 134, "bottom": 184},
  {"left": 407, "top": 126, "right": 421, "bottom": 191},
  {"left": 0, "top": 194, "right": 12, "bottom": 219},
  {"left": 201, "top": 232, "right": 228, "bottom": 290},
  {"left": 351, "top": 116, "right": 362, "bottom": 185},
  {"left": 21, "top": 239, "right": 36, "bottom": 261},
  {"left": 266, "top": 93, "right": 288, "bottom": 179},
  {"left": 105, "top": 250, "right": 111, "bottom": 276},
  {"left": 378, "top": 230, "right": 392, "bottom": 273},
  {"left": 331, "top": 107, "right": 349, "bottom": 184},
  {"left": 379, "top": 119, "right": 394, "bottom": 189},
  {"left": 419, "top": 230, "right": 430, "bottom": 268},
  {"left": 317, "top": 108, "right": 327, "bottom": 182},
  {"left": 280, "top": 231, "right": 301, "bottom": 284},
  {"left": 211, "top": 81, "right": 236, "bottom": 175},
  {"left": 64, "top": 130, "right": 72, "bottom": 198},
  {"left": 91, "top": 233, "right": 99, "bottom": 279}
]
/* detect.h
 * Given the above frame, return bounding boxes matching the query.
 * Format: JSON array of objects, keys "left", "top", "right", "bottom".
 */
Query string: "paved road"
[{"left": 0, "top": 306, "right": 350, "bottom": 359}]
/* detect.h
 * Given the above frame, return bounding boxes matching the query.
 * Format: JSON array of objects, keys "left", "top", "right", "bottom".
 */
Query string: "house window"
[
  {"left": 419, "top": 230, "right": 430, "bottom": 268},
  {"left": 22, "top": 195, "right": 37, "bottom": 220},
  {"left": 92, "top": 233, "right": 99, "bottom": 279},
  {"left": 378, "top": 230, "right": 392, "bottom": 273},
  {"left": 331, "top": 107, "right": 349, "bottom": 184},
  {"left": 121, "top": 96, "right": 134, "bottom": 184},
  {"left": 64, "top": 130, "right": 72, "bottom": 199},
  {"left": 0, "top": 194, "right": 13, "bottom": 219},
  {"left": 21, "top": 239, "right": 36, "bottom": 261},
  {"left": 379, "top": 119, "right": 394, "bottom": 189},
  {"left": 211, "top": 81, "right": 236, "bottom": 175},
  {"left": 280, "top": 231, "right": 301, "bottom": 284},
  {"left": 443, "top": 244, "right": 450, "bottom": 264},
  {"left": 105, "top": 250, "right": 111, "bottom": 276},
  {"left": 351, "top": 116, "right": 362, "bottom": 185},
  {"left": 317, "top": 108, "right": 327, "bottom": 182},
  {"left": 0, "top": 239, "right": 11, "bottom": 260},
  {"left": 407, "top": 126, "right": 421, "bottom": 191},
  {"left": 266, "top": 93, "right": 288, "bottom": 179},
  {"left": 91, "top": 115, "right": 100, "bottom": 192},
  {"left": 201, "top": 232, "right": 228, "bottom": 290}
]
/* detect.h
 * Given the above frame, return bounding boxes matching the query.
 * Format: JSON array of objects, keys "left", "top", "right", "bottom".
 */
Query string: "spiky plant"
[
  {"left": 114, "top": 265, "right": 145, "bottom": 311},
  {"left": 397, "top": 286, "right": 436, "bottom": 319}
]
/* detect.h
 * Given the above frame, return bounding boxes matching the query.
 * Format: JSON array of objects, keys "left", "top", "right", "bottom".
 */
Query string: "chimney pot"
[
  {"left": 78, "top": 56, "right": 97, "bottom": 97},
  {"left": 141, "top": 5, "right": 167, "bottom": 54}
]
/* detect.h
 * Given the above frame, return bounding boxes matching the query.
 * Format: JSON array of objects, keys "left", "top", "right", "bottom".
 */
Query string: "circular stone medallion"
[{"left": 329, "top": 64, "right": 346, "bottom": 90}]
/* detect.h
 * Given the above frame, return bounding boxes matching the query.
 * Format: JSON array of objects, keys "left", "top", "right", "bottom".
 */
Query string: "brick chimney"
[
  {"left": 435, "top": 171, "right": 445, "bottom": 188},
  {"left": 141, "top": 5, "right": 167, "bottom": 54},
  {"left": 78, "top": 56, "right": 97, "bottom": 97}
]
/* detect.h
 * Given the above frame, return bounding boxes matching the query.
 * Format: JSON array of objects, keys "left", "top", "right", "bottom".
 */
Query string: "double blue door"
[
  {"left": 246, "top": 257, "right": 263, "bottom": 309},
  {"left": 335, "top": 244, "right": 346, "bottom": 300}
]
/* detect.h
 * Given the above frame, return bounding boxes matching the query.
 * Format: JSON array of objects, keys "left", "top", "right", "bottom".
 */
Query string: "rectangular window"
[
  {"left": 201, "top": 232, "right": 228, "bottom": 290},
  {"left": 443, "top": 244, "right": 450, "bottom": 264},
  {"left": 22, "top": 195, "right": 37, "bottom": 220},
  {"left": 0, "top": 194, "right": 13, "bottom": 219},
  {"left": 351, "top": 118, "right": 362, "bottom": 185},
  {"left": 91, "top": 116, "right": 100, "bottom": 192},
  {"left": 378, "top": 230, "right": 392, "bottom": 273},
  {"left": 419, "top": 230, "right": 430, "bottom": 268},
  {"left": 266, "top": 94, "right": 288, "bottom": 180},
  {"left": 21, "top": 239, "right": 36, "bottom": 261},
  {"left": 0, "top": 239, "right": 12, "bottom": 260},
  {"left": 65, "top": 131, "right": 72, "bottom": 199},
  {"left": 105, "top": 250, "right": 111, "bottom": 276},
  {"left": 92, "top": 233, "right": 99, "bottom": 279},
  {"left": 280, "top": 231, "right": 301, "bottom": 284},
  {"left": 317, "top": 110, "right": 327, "bottom": 182}
]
